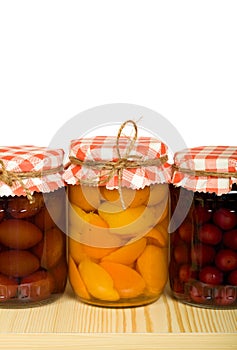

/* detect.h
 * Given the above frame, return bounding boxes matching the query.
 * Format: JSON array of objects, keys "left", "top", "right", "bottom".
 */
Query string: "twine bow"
[
  {"left": 0, "top": 160, "right": 63, "bottom": 203},
  {"left": 70, "top": 119, "right": 168, "bottom": 209}
]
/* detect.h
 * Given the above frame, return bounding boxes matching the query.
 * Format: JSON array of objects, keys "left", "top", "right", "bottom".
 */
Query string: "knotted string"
[
  {"left": 172, "top": 164, "right": 237, "bottom": 178},
  {"left": 0, "top": 160, "right": 63, "bottom": 203}
]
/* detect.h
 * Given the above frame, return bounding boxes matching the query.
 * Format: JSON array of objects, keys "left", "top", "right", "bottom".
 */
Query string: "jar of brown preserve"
[
  {"left": 63, "top": 120, "right": 171, "bottom": 307},
  {"left": 169, "top": 146, "right": 237, "bottom": 308},
  {"left": 0, "top": 146, "right": 67, "bottom": 307}
]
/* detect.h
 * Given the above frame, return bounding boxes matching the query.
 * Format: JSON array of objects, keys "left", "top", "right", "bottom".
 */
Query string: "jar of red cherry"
[
  {"left": 169, "top": 146, "right": 237, "bottom": 308},
  {"left": 0, "top": 146, "right": 67, "bottom": 307}
]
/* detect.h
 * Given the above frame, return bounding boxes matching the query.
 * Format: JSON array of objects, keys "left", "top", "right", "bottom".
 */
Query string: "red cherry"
[
  {"left": 191, "top": 243, "right": 215, "bottom": 266},
  {"left": 171, "top": 278, "right": 184, "bottom": 293},
  {"left": 174, "top": 244, "right": 190, "bottom": 264},
  {"left": 198, "top": 223, "right": 222, "bottom": 245},
  {"left": 215, "top": 249, "right": 237, "bottom": 271},
  {"left": 223, "top": 229, "right": 237, "bottom": 250},
  {"left": 178, "top": 220, "right": 193, "bottom": 243},
  {"left": 228, "top": 270, "right": 237, "bottom": 285},
  {"left": 179, "top": 264, "right": 197, "bottom": 282},
  {"left": 193, "top": 206, "right": 212, "bottom": 224},
  {"left": 213, "top": 208, "right": 237, "bottom": 230},
  {"left": 199, "top": 266, "right": 223, "bottom": 285}
]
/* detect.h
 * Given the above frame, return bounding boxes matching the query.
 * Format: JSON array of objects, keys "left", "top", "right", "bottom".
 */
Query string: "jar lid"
[
  {"left": 171, "top": 146, "right": 237, "bottom": 194},
  {"left": 0, "top": 145, "right": 65, "bottom": 198},
  {"left": 63, "top": 135, "right": 171, "bottom": 190}
]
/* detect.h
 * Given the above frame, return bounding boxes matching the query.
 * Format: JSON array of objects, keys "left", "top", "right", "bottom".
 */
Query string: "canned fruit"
[
  {"left": 169, "top": 186, "right": 237, "bottom": 307},
  {"left": 69, "top": 185, "right": 101, "bottom": 211},
  {"left": 0, "top": 250, "right": 40, "bottom": 277},
  {"left": 199, "top": 266, "right": 223, "bottom": 285},
  {"left": 213, "top": 208, "right": 237, "bottom": 230},
  {"left": 49, "top": 258, "right": 67, "bottom": 293},
  {"left": 79, "top": 259, "right": 120, "bottom": 301},
  {"left": 68, "top": 183, "right": 169, "bottom": 306},
  {"left": 145, "top": 228, "right": 167, "bottom": 248},
  {"left": 215, "top": 249, "right": 237, "bottom": 271},
  {"left": 98, "top": 203, "right": 157, "bottom": 236},
  {"left": 223, "top": 229, "right": 237, "bottom": 250},
  {"left": 7, "top": 193, "right": 44, "bottom": 219},
  {"left": 100, "top": 261, "right": 146, "bottom": 298},
  {"left": 136, "top": 245, "right": 168, "bottom": 296},
  {"left": 100, "top": 186, "right": 150, "bottom": 208},
  {"left": 197, "top": 224, "right": 222, "bottom": 245},
  {"left": 191, "top": 243, "right": 215, "bottom": 266},
  {"left": 228, "top": 270, "right": 237, "bottom": 285},
  {"left": 68, "top": 238, "right": 88, "bottom": 264},
  {"left": 0, "top": 189, "right": 66, "bottom": 306},
  {"left": 68, "top": 256, "right": 90, "bottom": 300},
  {"left": 178, "top": 220, "right": 193, "bottom": 243},
  {"left": 0, "top": 220, "right": 42, "bottom": 249},
  {"left": 146, "top": 183, "right": 168, "bottom": 206},
  {"left": 40, "top": 227, "right": 64, "bottom": 269},
  {"left": 101, "top": 238, "right": 146, "bottom": 265}
]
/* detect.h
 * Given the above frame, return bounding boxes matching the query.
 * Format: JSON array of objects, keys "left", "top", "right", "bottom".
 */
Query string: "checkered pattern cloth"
[
  {"left": 0, "top": 146, "right": 65, "bottom": 197},
  {"left": 63, "top": 136, "right": 171, "bottom": 189},
  {"left": 171, "top": 146, "right": 237, "bottom": 194}
]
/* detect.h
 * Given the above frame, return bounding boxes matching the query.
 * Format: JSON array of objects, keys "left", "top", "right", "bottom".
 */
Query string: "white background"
[{"left": 0, "top": 0, "right": 236, "bottom": 154}]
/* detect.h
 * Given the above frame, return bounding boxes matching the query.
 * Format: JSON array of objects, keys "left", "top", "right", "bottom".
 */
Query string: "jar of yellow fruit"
[{"left": 63, "top": 120, "right": 172, "bottom": 307}]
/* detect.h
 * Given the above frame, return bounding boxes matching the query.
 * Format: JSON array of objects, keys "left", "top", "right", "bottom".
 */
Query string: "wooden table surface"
[{"left": 0, "top": 283, "right": 236, "bottom": 350}]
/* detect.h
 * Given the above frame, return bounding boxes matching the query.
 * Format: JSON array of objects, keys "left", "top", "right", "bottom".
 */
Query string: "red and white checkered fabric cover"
[
  {"left": 172, "top": 146, "right": 237, "bottom": 195},
  {"left": 0, "top": 146, "right": 65, "bottom": 197},
  {"left": 63, "top": 136, "right": 171, "bottom": 189}
]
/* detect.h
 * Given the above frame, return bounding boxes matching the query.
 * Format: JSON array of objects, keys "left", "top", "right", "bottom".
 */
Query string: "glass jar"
[
  {"left": 169, "top": 146, "right": 237, "bottom": 308},
  {"left": 63, "top": 121, "right": 171, "bottom": 307},
  {"left": 0, "top": 146, "right": 67, "bottom": 307}
]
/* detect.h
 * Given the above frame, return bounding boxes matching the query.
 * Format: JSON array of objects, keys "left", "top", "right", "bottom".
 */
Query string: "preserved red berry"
[
  {"left": 199, "top": 266, "right": 223, "bottom": 285},
  {"left": 213, "top": 208, "right": 237, "bottom": 231},
  {"left": 198, "top": 223, "right": 222, "bottom": 245},
  {"left": 215, "top": 249, "right": 237, "bottom": 272},
  {"left": 223, "top": 229, "right": 237, "bottom": 250}
]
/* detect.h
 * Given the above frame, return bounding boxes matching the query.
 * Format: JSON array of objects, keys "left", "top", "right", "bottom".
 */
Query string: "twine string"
[
  {"left": 0, "top": 160, "right": 63, "bottom": 203},
  {"left": 172, "top": 164, "right": 237, "bottom": 178}
]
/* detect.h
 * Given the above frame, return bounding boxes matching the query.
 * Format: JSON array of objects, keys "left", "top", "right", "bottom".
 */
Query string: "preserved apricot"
[
  {"left": 145, "top": 228, "right": 167, "bottom": 248},
  {"left": 100, "top": 186, "right": 150, "bottom": 208},
  {"left": 0, "top": 250, "right": 40, "bottom": 278},
  {"left": 136, "top": 245, "right": 168, "bottom": 296},
  {"left": 69, "top": 184, "right": 101, "bottom": 211},
  {"left": 68, "top": 238, "right": 88, "bottom": 264},
  {"left": 0, "top": 219, "right": 42, "bottom": 249},
  {"left": 79, "top": 259, "right": 120, "bottom": 301},
  {"left": 100, "top": 261, "right": 145, "bottom": 298},
  {"left": 68, "top": 256, "right": 90, "bottom": 300},
  {"left": 98, "top": 203, "right": 156, "bottom": 236},
  {"left": 102, "top": 238, "right": 146, "bottom": 265},
  {"left": 147, "top": 183, "right": 168, "bottom": 206}
]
